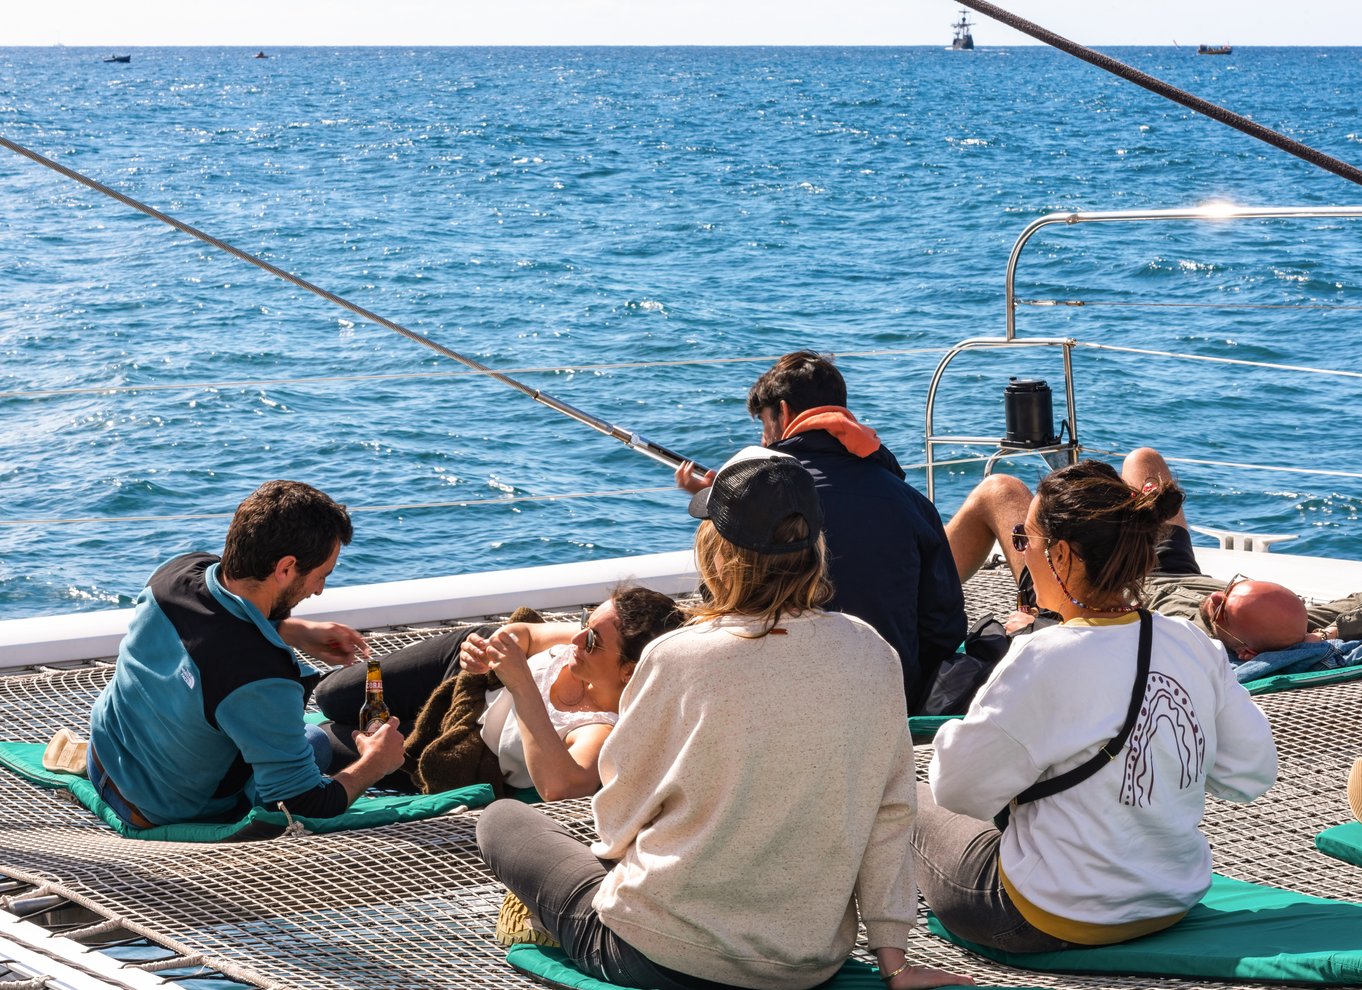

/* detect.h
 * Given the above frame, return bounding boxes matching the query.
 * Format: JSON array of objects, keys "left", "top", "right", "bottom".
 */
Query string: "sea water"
[{"left": 1, "top": 45, "right": 1359, "bottom": 618}]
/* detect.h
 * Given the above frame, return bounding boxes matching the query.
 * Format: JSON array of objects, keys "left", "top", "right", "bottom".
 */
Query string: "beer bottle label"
[
  {"left": 363, "top": 718, "right": 386, "bottom": 734},
  {"left": 368, "top": 678, "right": 383, "bottom": 692}
]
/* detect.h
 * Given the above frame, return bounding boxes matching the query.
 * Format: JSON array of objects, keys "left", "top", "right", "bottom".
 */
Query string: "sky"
[{"left": 5, "top": 1, "right": 1362, "bottom": 47}]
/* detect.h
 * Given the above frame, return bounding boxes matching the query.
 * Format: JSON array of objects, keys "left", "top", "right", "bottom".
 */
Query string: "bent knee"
[{"left": 967, "top": 472, "right": 1031, "bottom": 508}]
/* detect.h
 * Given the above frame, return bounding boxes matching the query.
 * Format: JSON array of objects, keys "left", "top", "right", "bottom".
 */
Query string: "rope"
[
  {"left": 134, "top": 954, "right": 208, "bottom": 973},
  {"left": 0, "top": 348, "right": 948, "bottom": 402},
  {"left": 957, "top": 0, "right": 1362, "bottom": 187},
  {"left": 1074, "top": 342, "right": 1362, "bottom": 379},
  {"left": 60, "top": 918, "right": 125, "bottom": 940}
]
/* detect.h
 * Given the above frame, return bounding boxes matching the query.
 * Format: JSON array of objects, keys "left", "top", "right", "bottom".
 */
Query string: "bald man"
[{"left": 1197, "top": 578, "right": 1308, "bottom": 660}]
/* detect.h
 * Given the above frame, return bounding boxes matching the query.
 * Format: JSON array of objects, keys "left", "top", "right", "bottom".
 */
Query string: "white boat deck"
[
  {"left": 0, "top": 549, "right": 698, "bottom": 671},
  {"left": 3, "top": 544, "right": 1359, "bottom": 672}
]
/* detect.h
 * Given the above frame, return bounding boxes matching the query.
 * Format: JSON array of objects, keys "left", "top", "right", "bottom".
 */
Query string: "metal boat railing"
[
  {"left": 923, "top": 336, "right": 1080, "bottom": 502},
  {"left": 924, "top": 204, "right": 1362, "bottom": 502}
]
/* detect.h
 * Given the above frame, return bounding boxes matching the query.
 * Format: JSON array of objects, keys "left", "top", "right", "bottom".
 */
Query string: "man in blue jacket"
[
  {"left": 679, "top": 351, "right": 966, "bottom": 712},
  {"left": 88, "top": 480, "right": 405, "bottom": 827}
]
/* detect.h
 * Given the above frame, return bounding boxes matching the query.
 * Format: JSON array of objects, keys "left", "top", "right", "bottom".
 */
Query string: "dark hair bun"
[
  {"left": 1129, "top": 479, "right": 1186, "bottom": 530},
  {"left": 1036, "top": 460, "right": 1187, "bottom": 608}
]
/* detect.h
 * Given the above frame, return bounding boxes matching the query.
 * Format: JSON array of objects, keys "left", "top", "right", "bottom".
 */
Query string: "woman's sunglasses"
[
  {"left": 579, "top": 607, "right": 600, "bottom": 654},
  {"left": 1010, "top": 523, "right": 1053, "bottom": 553}
]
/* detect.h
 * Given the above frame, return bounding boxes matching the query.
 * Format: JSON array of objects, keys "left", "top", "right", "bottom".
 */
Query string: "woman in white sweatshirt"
[
  {"left": 477, "top": 447, "right": 971, "bottom": 990},
  {"left": 919, "top": 460, "right": 1278, "bottom": 952}
]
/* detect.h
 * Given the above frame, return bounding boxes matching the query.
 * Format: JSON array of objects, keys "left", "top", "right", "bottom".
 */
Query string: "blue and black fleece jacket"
[{"left": 89, "top": 553, "right": 347, "bottom": 825}]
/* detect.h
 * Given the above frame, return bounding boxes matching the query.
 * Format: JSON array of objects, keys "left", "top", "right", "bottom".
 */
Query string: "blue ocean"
[{"left": 2, "top": 45, "right": 1359, "bottom": 619}]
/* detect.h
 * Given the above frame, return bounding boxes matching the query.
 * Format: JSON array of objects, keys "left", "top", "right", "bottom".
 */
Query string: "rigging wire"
[
  {"left": 0, "top": 486, "right": 678, "bottom": 528},
  {"left": 1019, "top": 299, "right": 1362, "bottom": 312},
  {"left": 1083, "top": 449, "right": 1362, "bottom": 482},
  {"left": 5, "top": 452, "right": 1359, "bottom": 530},
  {"left": 0, "top": 135, "right": 705, "bottom": 477},
  {"left": 1073, "top": 343, "right": 1362, "bottom": 380},
  {"left": 0, "top": 347, "right": 948, "bottom": 402},
  {"left": 955, "top": 0, "right": 1362, "bottom": 187},
  {"left": 5, "top": 337, "right": 1354, "bottom": 402}
]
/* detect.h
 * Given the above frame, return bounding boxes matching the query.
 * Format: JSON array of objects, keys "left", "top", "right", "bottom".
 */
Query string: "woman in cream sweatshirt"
[{"left": 477, "top": 447, "right": 970, "bottom": 990}]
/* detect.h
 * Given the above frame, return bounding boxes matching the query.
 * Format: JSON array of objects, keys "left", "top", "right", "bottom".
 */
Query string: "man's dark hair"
[
  {"left": 612, "top": 586, "right": 685, "bottom": 663},
  {"left": 220, "top": 480, "right": 353, "bottom": 582},
  {"left": 746, "top": 350, "right": 848, "bottom": 418}
]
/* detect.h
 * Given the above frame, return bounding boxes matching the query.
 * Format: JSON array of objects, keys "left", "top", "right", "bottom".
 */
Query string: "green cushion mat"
[
  {"left": 928, "top": 874, "right": 1362, "bottom": 983},
  {"left": 908, "top": 715, "right": 960, "bottom": 743},
  {"left": 0, "top": 741, "right": 493, "bottom": 842},
  {"left": 1242, "top": 664, "right": 1362, "bottom": 695},
  {"left": 506, "top": 944, "right": 1000, "bottom": 989},
  {"left": 1316, "top": 821, "right": 1362, "bottom": 867}
]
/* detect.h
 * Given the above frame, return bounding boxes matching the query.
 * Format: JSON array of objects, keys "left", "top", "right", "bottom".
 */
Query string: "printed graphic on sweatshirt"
[{"left": 1120, "top": 671, "right": 1205, "bottom": 806}]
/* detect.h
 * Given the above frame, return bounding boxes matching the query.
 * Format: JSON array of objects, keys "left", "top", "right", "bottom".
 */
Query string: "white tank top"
[{"left": 477, "top": 646, "right": 617, "bottom": 790}]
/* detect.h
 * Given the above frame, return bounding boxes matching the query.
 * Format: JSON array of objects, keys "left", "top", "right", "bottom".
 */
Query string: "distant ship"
[
  {"left": 951, "top": 9, "right": 975, "bottom": 50},
  {"left": 102, "top": 55, "right": 131, "bottom": 64},
  {"left": 1197, "top": 44, "right": 1233, "bottom": 55}
]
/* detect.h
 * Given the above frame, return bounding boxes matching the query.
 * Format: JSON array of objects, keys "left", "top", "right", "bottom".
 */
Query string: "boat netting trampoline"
[{"left": 1, "top": 566, "right": 1358, "bottom": 990}]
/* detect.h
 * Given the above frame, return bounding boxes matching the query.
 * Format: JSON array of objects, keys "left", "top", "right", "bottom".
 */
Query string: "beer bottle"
[{"left": 357, "top": 658, "right": 390, "bottom": 735}]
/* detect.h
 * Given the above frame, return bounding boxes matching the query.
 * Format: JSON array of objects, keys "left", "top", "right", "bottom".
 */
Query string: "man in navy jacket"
[{"left": 679, "top": 352, "right": 966, "bottom": 712}]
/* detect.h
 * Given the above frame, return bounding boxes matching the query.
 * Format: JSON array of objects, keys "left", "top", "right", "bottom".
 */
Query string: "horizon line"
[{"left": 9, "top": 42, "right": 1357, "bottom": 49}]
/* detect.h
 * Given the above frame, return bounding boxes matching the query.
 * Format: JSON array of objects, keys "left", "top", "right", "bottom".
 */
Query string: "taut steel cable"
[
  {"left": 0, "top": 135, "right": 706, "bottom": 477},
  {"left": 954, "top": 1, "right": 1362, "bottom": 188}
]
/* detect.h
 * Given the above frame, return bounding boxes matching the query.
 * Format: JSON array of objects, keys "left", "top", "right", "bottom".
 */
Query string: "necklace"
[{"left": 1044, "top": 548, "right": 1139, "bottom": 615}]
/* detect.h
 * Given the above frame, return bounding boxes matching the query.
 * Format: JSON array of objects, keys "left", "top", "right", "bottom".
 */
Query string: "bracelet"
[{"left": 881, "top": 960, "right": 911, "bottom": 982}]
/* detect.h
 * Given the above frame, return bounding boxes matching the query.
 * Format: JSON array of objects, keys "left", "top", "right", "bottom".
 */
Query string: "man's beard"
[{"left": 268, "top": 574, "right": 308, "bottom": 621}]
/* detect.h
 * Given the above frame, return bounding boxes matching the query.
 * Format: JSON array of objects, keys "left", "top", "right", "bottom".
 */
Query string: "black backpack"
[
  {"left": 919, "top": 608, "right": 1067, "bottom": 716},
  {"left": 919, "top": 615, "right": 1014, "bottom": 716}
]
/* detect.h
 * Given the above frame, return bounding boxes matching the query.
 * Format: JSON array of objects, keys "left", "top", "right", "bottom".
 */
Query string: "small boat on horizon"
[
  {"left": 254, "top": 51, "right": 268, "bottom": 59},
  {"left": 102, "top": 55, "right": 131, "bottom": 64},
  {"left": 1197, "top": 43, "right": 1233, "bottom": 55},
  {"left": 951, "top": 8, "right": 975, "bottom": 50}
]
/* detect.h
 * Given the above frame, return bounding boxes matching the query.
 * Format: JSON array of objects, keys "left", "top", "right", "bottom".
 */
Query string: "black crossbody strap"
[{"left": 1014, "top": 609, "right": 1152, "bottom": 807}]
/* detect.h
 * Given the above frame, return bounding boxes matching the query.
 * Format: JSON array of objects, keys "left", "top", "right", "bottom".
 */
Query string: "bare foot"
[{"left": 890, "top": 964, "right": 976, "bottom": 989}]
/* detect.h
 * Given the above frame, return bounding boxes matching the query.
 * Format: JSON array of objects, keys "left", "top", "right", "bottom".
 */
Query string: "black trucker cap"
[{"left": 687, "top": 446, "right": 822, "bottom": 555}]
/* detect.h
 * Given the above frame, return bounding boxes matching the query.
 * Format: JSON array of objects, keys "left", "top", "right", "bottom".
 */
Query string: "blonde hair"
[{"left": 688, "top": 516, "right": 833, "bottom": 634}]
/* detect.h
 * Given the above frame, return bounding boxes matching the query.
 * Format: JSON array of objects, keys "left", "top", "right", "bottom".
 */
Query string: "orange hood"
[{"left": 782, "top": 406, "right": 882, "bottom": 458}]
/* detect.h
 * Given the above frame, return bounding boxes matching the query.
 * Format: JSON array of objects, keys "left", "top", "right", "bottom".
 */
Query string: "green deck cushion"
[
  {"left": 0, "top": 741, "right": 493, "bottom": 842},
  {"left": 1243, "top": 664, "right": 1362, "bottom": 695},
  {"left": 505, "top": 944, "right": 1002, "bottom": 989},
  {"left": 927, "top": 874, "right": 1362, "bottom": 984},
  {"left": 909, "top": 714, "right": 960, "bottom": 743},
  {"left": 1316, "top": 821, "right": 1362, "bottom": 867}
]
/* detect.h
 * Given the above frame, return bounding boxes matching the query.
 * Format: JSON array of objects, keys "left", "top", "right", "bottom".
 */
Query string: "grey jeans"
[
  {"left": 910, "top": 783, "right": 1073, "bottom": 954},
  {"left": 476, "top": 800, "right": 737, "bottom": 990}
]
